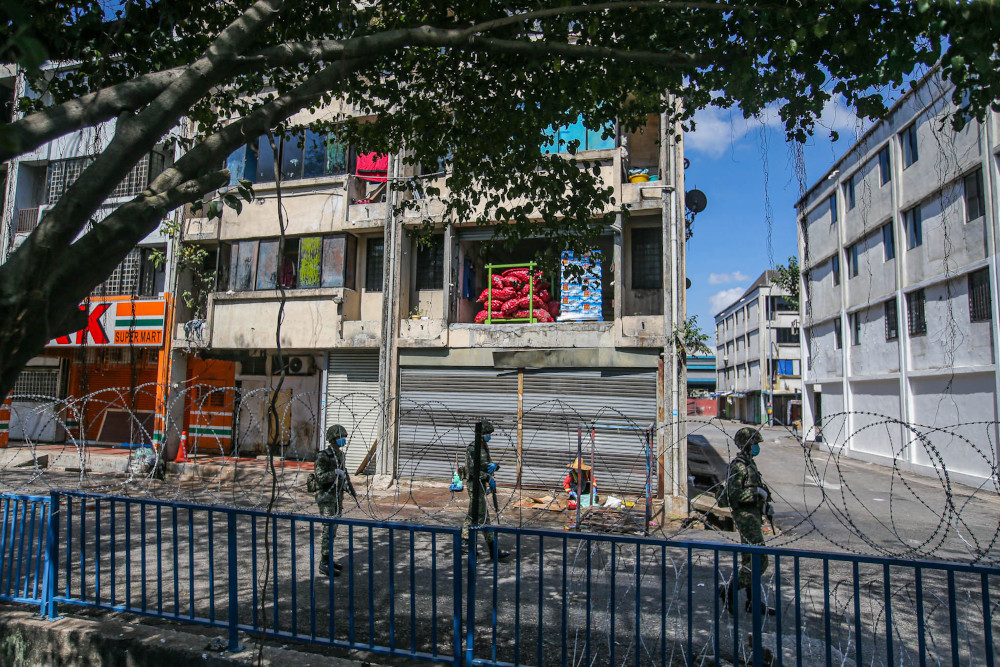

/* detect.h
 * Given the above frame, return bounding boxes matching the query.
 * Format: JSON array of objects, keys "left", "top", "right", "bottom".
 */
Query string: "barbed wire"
[{"left": 2, "top": 385, "right": 998, "bottom": 566}]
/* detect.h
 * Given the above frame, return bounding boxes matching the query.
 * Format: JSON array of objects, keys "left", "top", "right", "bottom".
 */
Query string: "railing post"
[
  {"left": 43, "top": 491, "right": 59, "bottom": 619},
  {"left": 453, "top": 531, "right": 464, "bottom": 666},
  {"left": 751, "top": 551, "right": 762, "bottom": 667},
  {"left": 465, "top": 525, "right": 477, "bottom": 666},
  {"left": 227, "top": 510, "right": 242, "bottom": 652}
]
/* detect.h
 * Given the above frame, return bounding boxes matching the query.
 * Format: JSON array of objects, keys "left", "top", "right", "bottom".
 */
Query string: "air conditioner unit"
[{"left": 272, "top": 355, "right": 316, "bottom": 376}]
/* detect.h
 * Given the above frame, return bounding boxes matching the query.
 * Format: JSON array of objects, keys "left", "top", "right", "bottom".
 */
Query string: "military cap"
[{"left": 326, "top": 424, "right": 348, "bottom": 443}]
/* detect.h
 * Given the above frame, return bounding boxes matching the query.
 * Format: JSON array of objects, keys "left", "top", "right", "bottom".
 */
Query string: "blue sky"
[{"left": 682, "top": 98, "right": 864, "bottom": 346}]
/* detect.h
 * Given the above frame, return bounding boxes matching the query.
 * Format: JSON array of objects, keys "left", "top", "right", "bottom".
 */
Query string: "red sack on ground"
[
  {"left": 513, "top": 310, "right": 530, "bottom": 319},
  {"left": 478, "top": 287, "right": 517, "bottom": 303}
]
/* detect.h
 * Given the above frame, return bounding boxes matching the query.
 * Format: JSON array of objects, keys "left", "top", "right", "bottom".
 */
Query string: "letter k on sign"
[{"left": 65, "top": 303, "right": 111, "bottom": 344}]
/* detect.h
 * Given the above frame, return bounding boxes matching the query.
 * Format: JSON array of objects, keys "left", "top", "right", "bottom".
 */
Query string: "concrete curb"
[{"left": 0, "top": 604, "right": 368, "bottom": 667}]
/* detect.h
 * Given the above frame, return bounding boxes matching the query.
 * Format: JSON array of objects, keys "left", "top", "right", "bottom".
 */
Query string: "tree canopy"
[{"left": 1, "top": 0, "right": 998, "bottom": 396}]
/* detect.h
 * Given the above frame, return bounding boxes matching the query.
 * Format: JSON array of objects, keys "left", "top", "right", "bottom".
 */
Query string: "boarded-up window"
[
  {"left": 231, "top": 241, "right": 258, "bottom": 291},
  {"left": 256, "top": 239, "right": 279, "bottom": 290},
  {"left": 299, "top": 237, "right": 323, "bottom": 288}
]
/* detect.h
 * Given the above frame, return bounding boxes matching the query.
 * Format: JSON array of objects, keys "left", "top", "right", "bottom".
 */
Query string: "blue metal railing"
[
  {"left": 2, "top": 490, "right": 999, "bottom": 666},
  {"left": 0, "top": 493, "right": 52, "bottom": 614}
]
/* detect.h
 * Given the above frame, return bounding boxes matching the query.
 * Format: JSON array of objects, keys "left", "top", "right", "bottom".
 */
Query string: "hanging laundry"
[{"left": 355, "top": 152, "right": 389, "bottom": 182}]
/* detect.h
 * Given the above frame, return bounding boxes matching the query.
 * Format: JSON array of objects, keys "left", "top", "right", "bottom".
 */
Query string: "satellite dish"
[{"left": 685, "top": 189, "right": 707, "bottom": 214}]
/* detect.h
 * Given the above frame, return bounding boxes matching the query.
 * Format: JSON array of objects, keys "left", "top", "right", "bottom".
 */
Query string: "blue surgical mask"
[
  {"left": 336, "top": 438, "right": 347, "bottom": 447},
  {"left": 750, "top": 444, "right": 760, "bottom": 457},
  {"left": 483, "top": 434, "right": 491, "bottom": 443}
]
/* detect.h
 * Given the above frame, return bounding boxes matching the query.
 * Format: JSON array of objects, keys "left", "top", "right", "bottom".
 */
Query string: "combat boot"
[
  {"left": 718, "top": 581, "right": 736, "bottom": 615},
  {"left": 318, "top": 560, "right": 341, "bottom": 577},
  {"left": 487, "top": 541, "right": 511, "bottom": 562}
]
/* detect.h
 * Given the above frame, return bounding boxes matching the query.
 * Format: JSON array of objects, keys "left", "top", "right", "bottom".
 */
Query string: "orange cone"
[
  {"left": 0, "top": 393, "right": 11, "bottom": 449},
  {"left": 175, "top": 430, "right": 190, "bottom": 463}
]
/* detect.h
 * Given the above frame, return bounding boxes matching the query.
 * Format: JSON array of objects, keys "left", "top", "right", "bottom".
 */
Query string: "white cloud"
[
  {"left": 685, "top": 95, "right": 860, "bottom": 158},
  {"left": 710, "top": 287, "right": 745, "bottom": 314},
  {"left": 708, "top": 271, "right": 749, "bottom": 285}
]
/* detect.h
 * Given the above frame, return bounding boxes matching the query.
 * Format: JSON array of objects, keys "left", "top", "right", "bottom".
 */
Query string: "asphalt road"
[{"left": 683, "top": 417, "right": 1000, "bottom": 565}]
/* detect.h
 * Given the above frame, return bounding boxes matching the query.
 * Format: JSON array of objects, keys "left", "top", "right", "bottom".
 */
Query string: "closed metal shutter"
[
  {"left": 326, "top": 351, "right": 381, "bottom": 474},
  {"left": 398, "top": 367, "right": 519, "bottom": 486},
  {"left": 521, "top": 369, "right": 656, "bottom": 495}
]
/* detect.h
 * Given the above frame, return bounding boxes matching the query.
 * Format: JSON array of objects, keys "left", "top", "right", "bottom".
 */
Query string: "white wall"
[
  {"left": 908, "top": 274, "right": 994, "bottom": 371},
  {"left": 847, "top": 379, "right": 903, "bottom": 459}
]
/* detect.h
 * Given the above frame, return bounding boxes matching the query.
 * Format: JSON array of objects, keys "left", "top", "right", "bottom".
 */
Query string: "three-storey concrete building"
[{"left": 796, "top": 71, "right": 998, "bottom": 486}]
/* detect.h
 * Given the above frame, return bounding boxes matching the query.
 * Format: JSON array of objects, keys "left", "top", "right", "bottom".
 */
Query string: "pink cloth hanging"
[{"left": 356, "top": 152, "right": 389, "bottom": 182}]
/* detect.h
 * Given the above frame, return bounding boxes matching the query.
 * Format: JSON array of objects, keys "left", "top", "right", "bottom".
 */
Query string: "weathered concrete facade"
[
  {"left": 796, "top": 71, "right": 1000, "bottom": 486},
  {"left": 714, "top": 272, "right": 801, "bottom": 425},
  {"left": 173, "top": 106, "right": 690, "bottom": 509}
]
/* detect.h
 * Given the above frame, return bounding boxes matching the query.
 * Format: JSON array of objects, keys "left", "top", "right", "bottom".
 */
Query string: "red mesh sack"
[
  {"left": 501, "top": 299, "right": 522, "bottom": 316},
  {"left": 475, "top": 310, "right": 506, "bottom": 323},
  {"left": 513, "top": 310, "right": 530, "bottom": 319},
  {"left": 533, "top": 308, "right": 554, "bottom": 322},
  {"left": 536, "top": 289, "right": 551, "bottom": 303},
  {"left": 491, "top": 274, "right": 505, "bottom": 290},
  {"left": 547, "top": 301, "right": 560, "bottom": 317},
  {"left": 502, "top": 268, "right": 530, "bottom": 279},
  {"left": 477, "top": 287, "right": 517, "bottom": 303}
]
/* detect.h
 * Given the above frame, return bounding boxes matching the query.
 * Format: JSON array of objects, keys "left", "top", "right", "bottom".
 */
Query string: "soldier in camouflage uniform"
[
  {"left": 313, "top": 424, "right": 356, "bottom": 577},
  {"left": 720, "top": 427, "right": 775, "bottom": 615},
  {"left": 461, "top": 419, "right": 510, "bottom": 561}
]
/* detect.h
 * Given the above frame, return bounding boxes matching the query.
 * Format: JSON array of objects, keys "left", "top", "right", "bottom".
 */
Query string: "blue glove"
[
  {"left": 568, "top": 490, "right": 577, "bottom": 499},
  {"left": 486, "top": 462, "right": 498, "bottom": 475},
  {"left": 488, "top": 477, "right": 497, "bottom": 492}
]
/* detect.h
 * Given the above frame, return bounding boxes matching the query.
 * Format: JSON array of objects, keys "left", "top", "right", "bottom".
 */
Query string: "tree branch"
[{"left": 459, "top": 1, "right": 772, "bottom": 38}]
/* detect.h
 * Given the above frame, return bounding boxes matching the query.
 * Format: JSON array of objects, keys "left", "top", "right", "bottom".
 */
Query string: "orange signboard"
[{"left": 47, "top": 299, "right": 167, "bottom": 348}]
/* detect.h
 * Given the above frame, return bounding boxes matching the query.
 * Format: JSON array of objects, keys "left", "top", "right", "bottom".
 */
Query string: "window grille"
[
  {"left": 965, "top": 169, "right": 984, "bottom": 222},
  {"left": 93, "top": 248, "right": 142, "bottom": 297},
  {"left": 776, "top": 327, "right": 800, "bottom": 344},
  {"left": 415, "top": 235, "right": 445, "bottom": 290},
  {"left": 16, "top": 208, "right": 39, "bottom": 233},
  {"left": 631, "top": 227, "right": 662, "bottom": 289},
  {"left": 907, "top": 289, "right": 926, "bottom": 336},
  {"left": 46, "top": 155, "right": 150, "bottom": 205},
  {"left": 365, "top": 237, "right": 384, "bottom": 292},
  {"left": 12, "top": 369, "right": 59, "bottom": 399},
  {"left": 969, "top": 268, "right": 991, "bottom": 323},
  {"left": 885, "top": 299, "right": 898, "bottom": 341}
]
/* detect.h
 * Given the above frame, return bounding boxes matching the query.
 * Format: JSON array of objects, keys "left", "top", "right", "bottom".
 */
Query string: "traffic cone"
[
  {"left": 0, "top": 393, "right": 11, "bottom": 449},
  {"left": 175, "top": 430, "right": 190, "bottom": 463}
]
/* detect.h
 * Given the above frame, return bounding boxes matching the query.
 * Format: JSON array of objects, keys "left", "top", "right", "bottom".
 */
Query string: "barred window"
[
  {"left": 93, "top": 248, "right": 142, "bottom": 297},
  {"left": 415, "top": 235, "right": 444, "bottom": 290},
  {"left": 907, "top": 289, "right": 926, "bottom": 336},
  {"left": 969, "top": 268, "right": 991, "bottom": 323},
  {"left": 11, "top": 369, "right": 59, "bottom": 400},
  {"left": 46, "top": 154, "right": 151, "bottom": 205},
  {"left": 775, "top": 327, "right": 800, "bottom": 344},
  {"left": 365, "top": 237, "right": 384, "bottom": 292},
  {"left": 631, "top": 227, "right": 663, "bottom": 289},
  {"left": 885, "top": 299, "right": 898, "bottom": 341},
  {"left": 965, "top": 169, "right": 985, "bottom": 222}
]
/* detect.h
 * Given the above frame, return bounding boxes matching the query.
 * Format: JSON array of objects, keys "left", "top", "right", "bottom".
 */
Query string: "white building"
[
  {"left": 714, "top": 271, "right": 801, "bottom": 425},
  {"left": 796, "top": 70, "right": 998, "bottom": 487}
]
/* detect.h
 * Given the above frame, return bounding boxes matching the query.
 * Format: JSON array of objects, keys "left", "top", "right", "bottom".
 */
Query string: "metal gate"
[
  {"left": 397, "top": 367, "right": 519, "bottom": 485},
  {"left": 326, "top": 351, "right": 381, "bottom": 474}
]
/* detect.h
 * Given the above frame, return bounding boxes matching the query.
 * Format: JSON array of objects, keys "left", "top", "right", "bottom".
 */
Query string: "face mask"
[
  {"left": 483, "top": 434, "right": 491, "bottom": 443},
  {"left": 750, "top": 444, "right": 760, "bottom": 457},
  {"left": 335, "top": 438, "right": 346, "bottom": 447}
]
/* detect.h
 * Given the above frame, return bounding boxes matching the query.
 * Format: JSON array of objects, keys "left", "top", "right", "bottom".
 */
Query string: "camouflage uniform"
[
  {"left": 461, "top": 420, "right": 508, "bottom": 559},
  {"left": 724, "top": 427, "right": 772, "bottom": 605},
  {"left": 315, "top": 424, "right": 354, "bottom": 575}
]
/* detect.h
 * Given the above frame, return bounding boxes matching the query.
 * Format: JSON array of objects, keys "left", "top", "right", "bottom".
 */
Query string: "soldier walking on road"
[
  {"left": 461, "top": 419, "right": 510, "bottom": 562},
  {"left": 310, "top": 424, "right": 357, "bottom": 577},
  {"left": 719, "top": 427, "right": 775, "bottom": 615}
]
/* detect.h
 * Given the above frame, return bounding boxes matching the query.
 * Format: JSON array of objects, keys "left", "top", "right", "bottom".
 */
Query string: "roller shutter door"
[
  {"left": 521, "top": 369, "right": 656, "bottom": 495},
  {"left": 398, "top": 367, "right": 519, "bottom": 486},
  {"left": 326, "top": 351, "right": 381, "bottom": 474}
]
